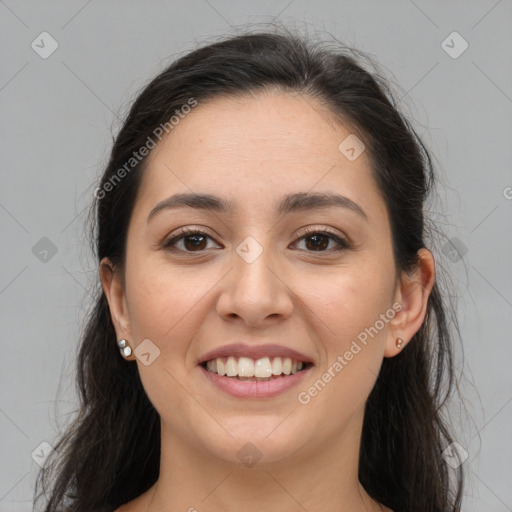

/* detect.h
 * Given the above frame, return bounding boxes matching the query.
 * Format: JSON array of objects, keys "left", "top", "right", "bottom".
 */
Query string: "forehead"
[
  {"left": 147, "top": 91, "right": 361, "bottom": 171},
  {"left": 134, "top": 91, "right": 387, "bottom": 225}
]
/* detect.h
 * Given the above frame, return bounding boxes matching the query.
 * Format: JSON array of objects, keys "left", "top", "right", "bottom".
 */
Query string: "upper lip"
[{"left": 197, "top": 342, "right": 314, "bottom": 365}]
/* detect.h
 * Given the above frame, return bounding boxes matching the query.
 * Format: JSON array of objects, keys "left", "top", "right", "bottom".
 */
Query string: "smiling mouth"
[{"left": 201, "top": 356, "right": 313, "bottom": 381}]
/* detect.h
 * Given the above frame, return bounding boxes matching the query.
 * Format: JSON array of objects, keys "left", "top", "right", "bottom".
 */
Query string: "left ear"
[{"left": 384, "top": 248, "right": 436, "bottom": 357}]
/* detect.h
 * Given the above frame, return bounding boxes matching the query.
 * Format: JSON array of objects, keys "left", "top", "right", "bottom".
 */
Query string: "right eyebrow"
[{"left": 147, "top": 193, "right": 234, "bottom": 222}]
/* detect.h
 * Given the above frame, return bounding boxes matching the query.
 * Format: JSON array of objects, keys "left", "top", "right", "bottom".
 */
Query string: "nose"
[{"left": 216, "top": 241, "right": 294, "bottom": 328}]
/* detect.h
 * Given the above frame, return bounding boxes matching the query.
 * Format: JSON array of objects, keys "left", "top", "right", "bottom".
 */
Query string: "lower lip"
[{"left": 199, "top": 364, "right": 311, "bottom": 399}]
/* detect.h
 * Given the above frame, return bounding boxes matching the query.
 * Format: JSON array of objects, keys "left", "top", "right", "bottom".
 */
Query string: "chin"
[{"left": 200, "top": 417, "right": 308, "bottom": 467}]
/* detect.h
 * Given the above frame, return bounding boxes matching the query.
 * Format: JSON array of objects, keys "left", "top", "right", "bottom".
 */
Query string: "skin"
[{"left": 101, "top": 90, "right": 435, "bottom": 512}]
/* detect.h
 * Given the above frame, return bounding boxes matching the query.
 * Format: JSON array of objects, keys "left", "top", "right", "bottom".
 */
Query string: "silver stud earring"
[
  {"left": 117, "top": 339, "right": 132, "bottom": 357},
  {"left": 395, "top": 338, "right": 404, "bottom": 349}
]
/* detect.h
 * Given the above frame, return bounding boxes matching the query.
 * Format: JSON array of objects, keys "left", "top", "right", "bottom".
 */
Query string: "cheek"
[
  {"left": 298, "top": 260, "right": 395, "bottom": 405},
  {"left": 124, "top": 257, "right": 221, "bottom": 350},
  {"left": 294, "top": 270, "right": 393, "bottom": 430},
  {"left": 124, "top": 263, "right": 210, "bottom": 417},
  {"left": 311, "top": 262, "right": 395, "bottom": 337}
]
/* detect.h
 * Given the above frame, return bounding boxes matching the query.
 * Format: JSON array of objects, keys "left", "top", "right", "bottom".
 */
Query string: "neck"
[{"left": 145, "top": 408, "right": 385, "bottom": 512}]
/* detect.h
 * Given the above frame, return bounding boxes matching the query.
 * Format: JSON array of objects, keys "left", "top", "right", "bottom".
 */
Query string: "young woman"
[{"left": 34, "top": 28, "right": 465, "bottom": 512}]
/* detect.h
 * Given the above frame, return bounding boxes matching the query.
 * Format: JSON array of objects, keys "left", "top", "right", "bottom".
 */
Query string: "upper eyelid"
[
  {"left": 166, "top": 227, "right": 218, "bottom": 242},
  {"left": 295, "top": 226, "right": 345, "bottom": 238}
]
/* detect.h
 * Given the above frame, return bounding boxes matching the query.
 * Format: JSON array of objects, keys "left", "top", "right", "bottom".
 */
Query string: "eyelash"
[{"left": 162, "top": 226, "right": 350, "bottom": 255}]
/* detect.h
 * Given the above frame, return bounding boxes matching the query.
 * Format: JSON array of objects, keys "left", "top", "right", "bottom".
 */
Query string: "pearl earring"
[
  {"left": 117, "top": 339, "right": 132, "bottom": 357},
  {"left": 395, "top": 338, "right": 404, "bottom": 349}
]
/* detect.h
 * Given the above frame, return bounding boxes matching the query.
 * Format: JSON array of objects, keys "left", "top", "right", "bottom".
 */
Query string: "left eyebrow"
[
  {"left": 276, "top": 191, "right": 368, "bottom": 221},
  {"left": 147, "top": 191, "right": 368, "bottom": 222}
]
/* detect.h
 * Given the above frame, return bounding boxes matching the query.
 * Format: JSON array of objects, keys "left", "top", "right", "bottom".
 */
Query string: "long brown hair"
[{"left": 34, "top": 26, "right": 465, "bottom": 512}]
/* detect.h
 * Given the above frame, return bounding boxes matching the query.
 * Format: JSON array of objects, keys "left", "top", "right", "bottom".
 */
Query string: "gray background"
[{"left": 1, "top": 1, "right": 511, "bottom": 511}]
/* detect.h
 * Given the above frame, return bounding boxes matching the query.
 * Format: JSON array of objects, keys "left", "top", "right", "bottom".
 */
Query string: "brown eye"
[
  {"left": 163, "top": 229, "right": 218, "bottom": 253},
  {"left": 294, "top": 229, "right": 350, "bottom": 253},
  {"left": 304, "top": 233, "right": 330, "bottom": 251},
  {"left": 181, "top": 233, "right": 208, "bottom": 251}
]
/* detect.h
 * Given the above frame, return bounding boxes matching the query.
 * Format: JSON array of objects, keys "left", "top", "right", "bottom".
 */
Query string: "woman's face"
[{"left": 102, "top": 91, "right": 426, "bottom": 466}]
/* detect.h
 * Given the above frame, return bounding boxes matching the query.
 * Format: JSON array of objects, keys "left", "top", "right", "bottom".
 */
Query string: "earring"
[
  {"left": 117, "top": 339, "right": 132, "bottom": 357},
  {"left": 395, "top": 338, "right": 404, "bottom": 349}
]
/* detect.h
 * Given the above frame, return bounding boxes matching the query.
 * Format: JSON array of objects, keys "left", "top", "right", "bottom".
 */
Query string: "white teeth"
[
  {"left": 204, "top": 355, "right": 307, "bottom": 378},
  {"left": 254, "top": 357, "right": 272, "bottom": 378},
  {"left": 206, "top": 359, "right": 217, "bottom": 373},
  {"left": 271, "top": 357, "right": 283, "bottom": 375},
  {"left": 282, "top": 357, "right": 292, "bottom": 375},
  {"left": 217, "top": 358, "right": 226, "bottom": 376},
  {"left": 225, "top": 356, "right": 237, "bottom": 377},
  {"left": 238, "top": 357, "right": 255, "bottom": 377}
]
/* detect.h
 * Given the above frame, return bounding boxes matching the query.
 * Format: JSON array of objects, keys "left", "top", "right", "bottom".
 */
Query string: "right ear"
[{"left": 99, "top": 257, "right": 134, "bottom": 357}]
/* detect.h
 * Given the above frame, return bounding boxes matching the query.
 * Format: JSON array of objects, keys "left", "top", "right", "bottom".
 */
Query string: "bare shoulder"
[
  {"left": 113, "top": 494, "right": 393, "bottom": 512},
  {"left": 113, "top": 502, "right": 138, "bottom": 512},
  {"left": 113, "top": 504, "right": 131, "bottom": 512},
  {"left": 113, "top": 494, "right": 147, "bottom": 512}
]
